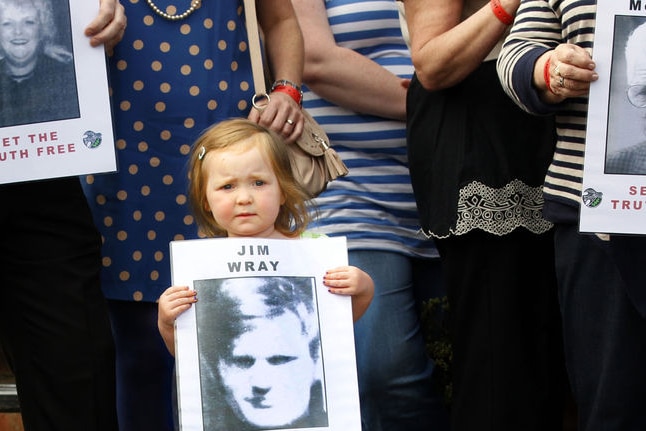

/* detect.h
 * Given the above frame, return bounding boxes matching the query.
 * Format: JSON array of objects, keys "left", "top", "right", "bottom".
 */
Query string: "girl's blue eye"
[
  {"left": 222, "top": 184, "right": 233, "bottom": 190},
  {"left": 254, "top": 180, "right": 265, "bottom": 186}
]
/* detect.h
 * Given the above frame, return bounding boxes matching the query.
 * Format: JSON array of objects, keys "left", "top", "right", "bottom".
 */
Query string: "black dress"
[
  {"left": 406, "top": 61, "right": 555, "bottom": 238},
  {"left": 406, "top": 60, "right": 567, "bottom": 431}
]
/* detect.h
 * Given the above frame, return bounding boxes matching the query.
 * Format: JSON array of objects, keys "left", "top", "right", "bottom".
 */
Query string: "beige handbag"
[{"left": 243, "top": 0, "right": 349, "bottom": 198}]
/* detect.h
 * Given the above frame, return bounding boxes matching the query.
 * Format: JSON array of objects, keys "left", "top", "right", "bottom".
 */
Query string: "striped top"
[
  {"left": 496, "top": 0, "right": 596, "bottom": 223},
  {"left": 304, "top": 0, "right": 438, "bottom": 258}
]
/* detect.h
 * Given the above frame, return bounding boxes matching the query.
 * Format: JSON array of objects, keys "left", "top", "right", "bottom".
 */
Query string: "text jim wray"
[{"left": 228, "top": 244, "right": 280, "bottom": 273}]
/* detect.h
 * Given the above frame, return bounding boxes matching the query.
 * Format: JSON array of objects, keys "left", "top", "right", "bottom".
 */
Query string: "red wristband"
[
  {"left": 490, "top": 0, "right": 514, "bottom": 26},
  {"left": 543, "top": 58, "right": 557, "bottom": 95},
  {"left": 271, "top": 85, "right": 303, "bottom": 106}
]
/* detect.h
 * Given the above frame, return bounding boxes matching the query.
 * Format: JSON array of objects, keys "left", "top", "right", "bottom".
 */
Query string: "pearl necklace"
[{"left": 145, "top": 0, "right": 201, "bottom": 21}]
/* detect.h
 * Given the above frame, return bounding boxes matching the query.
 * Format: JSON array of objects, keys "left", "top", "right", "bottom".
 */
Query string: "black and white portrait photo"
[
  {"left": 171, "top": 237, "right": 361, "bottom": 431},
  {"left": 0, "top": 0, "right": 80, "bottom": 128},
  {"left": 194, "top": 276, "right": 329, "bottom": 431},
  {"left": 605, "top": 15, "right": 646, "bottom": 175}
]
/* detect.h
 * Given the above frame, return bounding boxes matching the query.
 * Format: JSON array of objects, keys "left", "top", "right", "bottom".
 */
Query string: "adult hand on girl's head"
[
  {"left": 84, "top": 0, "right": 127, "bottom": 55},
  {"left": 248, "top": 91, "right": 304, "bottom": 145}
]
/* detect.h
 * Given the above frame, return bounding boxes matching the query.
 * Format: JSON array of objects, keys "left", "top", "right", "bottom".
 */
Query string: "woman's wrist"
[
  {"left": 534, "top": 53, "right": 566, "bottom": 103},
  {"left": 490, "top": 0, "right": 514, "bottom": 25},
  {"left": 543, "top": 57, "right": 557, "bottom": 95},
  {"left": 271, "top": 79, "right": 303, "bottom": 106}
]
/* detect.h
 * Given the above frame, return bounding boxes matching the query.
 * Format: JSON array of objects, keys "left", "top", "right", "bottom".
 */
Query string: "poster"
[
  {"left": 170, "top": 236, "right": 361, "bottom": 431},
  {"left": 580, "top": 1, "right": 646, "bottom": 234},
  {"left": 0, "top": 0, "right": 116, "bottom": 184}
]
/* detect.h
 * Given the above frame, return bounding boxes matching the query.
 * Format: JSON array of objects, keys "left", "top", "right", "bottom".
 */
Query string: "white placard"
[
  {"left": 580, "top": 1, "right": 646, "bottom": 234},
  {"left": 170, "top": 236, "right": 361, "bottom": 431},
  {"left": 0, "top": 0, "right": 116, "bottom": 184}
]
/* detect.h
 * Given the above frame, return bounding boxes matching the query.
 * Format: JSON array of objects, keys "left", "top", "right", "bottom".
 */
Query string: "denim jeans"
[{"left": 349, "top": 250, "right": 449, "bottom": 431}]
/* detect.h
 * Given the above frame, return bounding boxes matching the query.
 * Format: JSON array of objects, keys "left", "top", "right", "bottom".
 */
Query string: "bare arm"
[
  {"left": 324, "top": 266, "right": 374, "bottom": 321},
  {"left": 291, "top": 0, "right": 409, "bottom": 121},
  {"left": 249, "top": 0, "right": 305, "bottom": 143},
  {"left": 403, "top": 0, "right": 518, "bottom": 90},
  {"left": 84, "top": 0, "right": 127, "bottom": 54}
]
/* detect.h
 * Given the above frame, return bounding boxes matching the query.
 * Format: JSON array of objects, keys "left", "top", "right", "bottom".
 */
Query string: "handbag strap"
[{"left": 243, "top": 0, "right": 267, "bottom": 95}]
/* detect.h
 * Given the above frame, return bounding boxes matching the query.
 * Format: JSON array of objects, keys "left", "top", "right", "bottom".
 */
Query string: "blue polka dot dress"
[{"left": 82, "top": 0, "right": 254, "bottom": 302}]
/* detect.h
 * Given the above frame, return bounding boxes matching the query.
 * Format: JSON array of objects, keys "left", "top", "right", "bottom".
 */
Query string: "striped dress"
[
  {"left": 304, "top": 0, "right": 438, "bottom": 258},
  {"left": 496, "top": 0, "right": 596, "bottom": 223}
]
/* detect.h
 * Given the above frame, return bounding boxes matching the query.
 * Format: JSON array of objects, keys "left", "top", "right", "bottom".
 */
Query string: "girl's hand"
[
  {"left": 323, "top": 266, "right": 367, "bottom": 295},
  {"left": 324, "top": 266, "right": 374, "bottom": 321},
  {"left": 157, "top": 285, "right": 196, "bottom": 355},
  {"left": 158, "top": 285, "right": 197, "bottom": 328}
]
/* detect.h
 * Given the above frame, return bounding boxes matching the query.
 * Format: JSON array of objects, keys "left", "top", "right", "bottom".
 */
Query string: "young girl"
[{"left": 158, "top": 118, "right": 374, "bottom": 355}]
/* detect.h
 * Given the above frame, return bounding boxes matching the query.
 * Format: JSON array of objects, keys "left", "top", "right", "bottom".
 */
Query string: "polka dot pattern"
[{"left": 82, "top": 0, "right": 254, "bottom": 302}]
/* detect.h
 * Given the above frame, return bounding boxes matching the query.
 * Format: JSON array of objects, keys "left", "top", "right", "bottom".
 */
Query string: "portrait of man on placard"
[
  {"left": 605, "top": 15, "right": 646, "bottom": 175},
  {"left": 0, "top": 0, "right": 80, "bottom": 128},
  {"left": 194, "top": 276, "right": 329, "bottom": 431}
]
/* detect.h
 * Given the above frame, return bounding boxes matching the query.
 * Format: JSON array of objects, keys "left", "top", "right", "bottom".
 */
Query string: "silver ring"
[
  {"left": 559, "top": 76, "right": 565, "bottom": 87},
  {"left": 554, "top": 63, "right": 561, "bottom": 77},
  {"left": 252, "top": 93, "right": 270, "bottom": 111},
  {"left": 286, "top": 119, "right": 294, "bottom": 126}
]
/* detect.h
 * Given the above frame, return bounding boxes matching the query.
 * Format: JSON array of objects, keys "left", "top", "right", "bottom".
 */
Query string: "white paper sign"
[
  {"left": 580, "top": 1, "right": 646, "bottom": 234},
  {"left": 0, "top": 0, "right": 116, "bottom": 184},
  {"left": 170, "top": 236, "right": 361, "bottom": 431}
]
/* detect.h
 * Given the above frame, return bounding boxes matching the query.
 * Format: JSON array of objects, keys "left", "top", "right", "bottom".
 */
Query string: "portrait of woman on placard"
[
  {"left": 194, "top": 276, "right": 328, "bottom": 431},
  {"left": 0, "top": 0, "right": 80, "bottom": 128}
]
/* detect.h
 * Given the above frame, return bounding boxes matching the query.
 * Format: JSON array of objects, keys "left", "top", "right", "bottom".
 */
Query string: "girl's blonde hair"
[{"left": 188, "top": 118, "right": 311, "bottom": 238}]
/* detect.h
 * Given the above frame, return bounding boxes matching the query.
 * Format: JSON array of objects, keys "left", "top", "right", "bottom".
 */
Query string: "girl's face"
[{"left": 203, "top": 140, "right": 286, "bottom": 238}]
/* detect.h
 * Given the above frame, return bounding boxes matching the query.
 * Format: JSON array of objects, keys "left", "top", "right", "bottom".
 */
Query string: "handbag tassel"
[{"left": 323, "top": 148, "right": 349, "bottom": 181}]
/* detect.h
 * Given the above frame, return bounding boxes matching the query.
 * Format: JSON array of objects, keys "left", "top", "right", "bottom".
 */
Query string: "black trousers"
[
  {"left": 555, "top": 224, "right": 646, "bottom": 430},
  {"left": 0, "top": 178, "right": 117, "bottom": 431},
  {"left": 437, "top": 228, "right": 567, "bottom": 431}
]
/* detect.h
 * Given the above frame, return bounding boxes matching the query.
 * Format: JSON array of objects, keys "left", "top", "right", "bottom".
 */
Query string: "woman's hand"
[
  {"left": 248, "top": 92, "right": 304, "bottom": 144},
  {"left": 84, "top": 0, "right": 127, "bottom": 55},
  {"left": 536, "top": 44, "right": 598, "bottom": 103}
]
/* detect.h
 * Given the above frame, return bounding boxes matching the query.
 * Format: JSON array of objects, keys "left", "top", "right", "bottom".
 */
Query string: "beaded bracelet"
[
  {"left": 490, "top": 0, "right": 513, "bottom": 26},
  {"left": 271, "top": 79, "right": 302, "bottom": 92},
  {"left": 271, "top": 80, "right": 303, "bottom": 106},
  {"left": 543, "top": 58, "right": 557, "bottom": 95}
]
